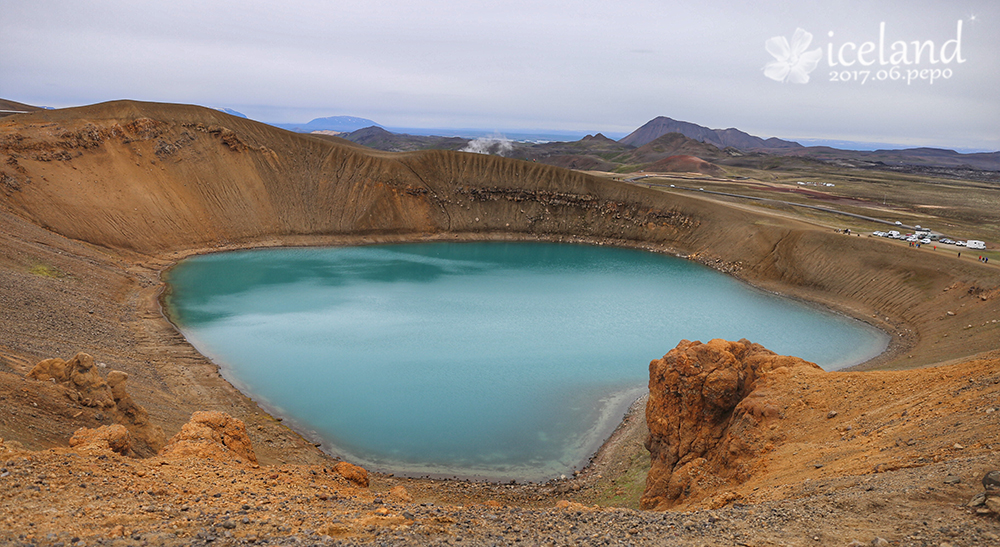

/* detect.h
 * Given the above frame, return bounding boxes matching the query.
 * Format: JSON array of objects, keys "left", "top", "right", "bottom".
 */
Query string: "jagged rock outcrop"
[
  {"left": 641, "top": 339, "right": 821, "bottom": 510},
  {"left": 28, "top": 353, "right": 115, "bottom": 409},
  {"left": 159, "top": 411, "right": 257, "bottom": 465},
  {"left": 26, "top": 353, "right": 165, "bottom": 456},
  {"left": 69, "top": 424, "right": 133, "bottom": 456},
  {"left": 105, "top": 370, "right": 164, "bottom": 455}
]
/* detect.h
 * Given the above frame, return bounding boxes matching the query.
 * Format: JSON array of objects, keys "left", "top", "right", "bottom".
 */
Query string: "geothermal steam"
[{"left": 461, "top": 135, "right": 514, "bottom": 156}]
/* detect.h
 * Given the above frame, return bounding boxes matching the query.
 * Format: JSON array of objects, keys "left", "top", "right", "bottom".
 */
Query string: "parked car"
[
  {"left": 920, "top": 238, "right": 932, "bottom": 244},
  {"left": 956, "top": 241, "right": 967, "bottom": 247}
]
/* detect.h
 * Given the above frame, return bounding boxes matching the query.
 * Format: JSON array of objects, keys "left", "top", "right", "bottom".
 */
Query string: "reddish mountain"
[
  {"left": 622, "top": 133, "right": 725, "bottom": 165},
  {"left": 647, "top": 155, "right": 724, "bottom": 176}
]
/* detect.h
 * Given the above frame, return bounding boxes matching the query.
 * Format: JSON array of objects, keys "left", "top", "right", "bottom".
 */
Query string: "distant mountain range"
[
  {"left": 341, "top": 126, "right": 467, "bottom": 151},
  {"left": 274, "top": 116, "right": 383, "bottom": 133},
  {"left": 214, "top": 107, "right": 247, "bottom": 119},
  {"left": 332, "top": 119, "right": 1000, "bottom": 177},
  {"left": 3, "top": 98, "right": 996, "bottom": 176},
  {"left": 261, "top": 111, "right": 998, "bottom": 167}
]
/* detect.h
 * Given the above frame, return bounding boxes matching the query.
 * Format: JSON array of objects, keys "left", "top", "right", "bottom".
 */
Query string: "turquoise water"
[{"left": 164, "top": 242, "right": 888, "bottom": 481}]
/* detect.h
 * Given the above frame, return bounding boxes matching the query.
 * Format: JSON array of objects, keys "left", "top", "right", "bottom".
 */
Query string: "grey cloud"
[{"left": 1, "top": 0, "right": 996, "bottom": 150}]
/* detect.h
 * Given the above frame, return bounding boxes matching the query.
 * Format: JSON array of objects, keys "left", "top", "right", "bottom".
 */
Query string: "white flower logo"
[{"left": 764, "top": 28, "right": 823, "bottom": 84}]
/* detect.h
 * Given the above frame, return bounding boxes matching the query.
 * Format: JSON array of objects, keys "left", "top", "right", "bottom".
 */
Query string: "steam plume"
[{"left": 461, "top": 134, "right": 514, "bottom": 157}]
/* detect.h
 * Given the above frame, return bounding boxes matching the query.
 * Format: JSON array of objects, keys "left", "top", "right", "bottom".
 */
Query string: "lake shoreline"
[{"left": 150, "top": 232, "right": 895, "bottom": 489}]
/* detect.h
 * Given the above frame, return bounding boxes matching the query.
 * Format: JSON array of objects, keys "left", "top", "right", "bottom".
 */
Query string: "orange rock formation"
[
  {"left": 642, "top": 339, "right": 821, "bottom": 510},
  {"left": 642, "top": 339, "right": 1000, "bottom": 513},
  {"left": 69, "top": 423, "right": 133, "bottom": 456},
  {"left": 26, "top": 353, "right": 165, "bottom": 455},
  {"left": 28, "top": 353, "right": 116, "bottom": 409},
  {"left": 159, "top": 410, "right": 257, "bottom": 464}
]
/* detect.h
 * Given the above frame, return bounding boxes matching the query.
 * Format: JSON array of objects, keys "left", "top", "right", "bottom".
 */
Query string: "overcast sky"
[{"left": 2, "top": 1, "right": 997, "bottom": 150}]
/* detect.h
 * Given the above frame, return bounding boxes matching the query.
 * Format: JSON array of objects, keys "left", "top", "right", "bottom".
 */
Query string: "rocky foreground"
[
  {"left": 2, "top": 438, "right": 998, "bottom": 547},
  {"left": 3, "top": 343, "right": 1000, "bottom": 546}
]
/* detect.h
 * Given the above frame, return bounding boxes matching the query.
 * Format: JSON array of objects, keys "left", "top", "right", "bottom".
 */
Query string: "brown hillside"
[
  {"left": 535, "top": 154, "right": 618, "bottom": 171},
  {"left": 0, "top": 98, "right": 42, "bottom": 117},
  {"left": 0, "top": 101, "right": 695, "bottom": 252}
]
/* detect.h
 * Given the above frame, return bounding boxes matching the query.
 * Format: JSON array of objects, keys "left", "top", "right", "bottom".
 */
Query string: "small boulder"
[
  {"left": 986, "top": 497, "right": 1000, "bottom": 515},
  {"left": 159, "top": 411, "right": 257, "bottom": 464},
  {"left": 555, "top": 500, "right": 592, "bottom": 511},
  {"left": 388, "top": 485, "right": 413, "bottom": 503},
  {"left": 334, "top": 461, "right": 369, "bottom": 487},
  {"left": 69, "top": 424, "right": 132, "bottom": 456},
  {"left": 26, "top": 357, "right": 69, "bottom": 382},
  {"left": 983, "top": 470, "right": 1000, "bottom": 489},
  {"left": 968, "top": 492, "right": 986, "bottom": 507}
]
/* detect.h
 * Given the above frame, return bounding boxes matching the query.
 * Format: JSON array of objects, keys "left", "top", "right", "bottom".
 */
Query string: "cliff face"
[
  {"left": 642, "top": 339, "right": 820, "bottom": 510},
  {"left": 642, "top": 340, "right": 1000, "bottom": 511}
]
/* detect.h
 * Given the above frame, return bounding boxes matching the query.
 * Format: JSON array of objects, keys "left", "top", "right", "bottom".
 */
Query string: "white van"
[{"left": 967, "top": 240, "right": 986, "bottom": 250}]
